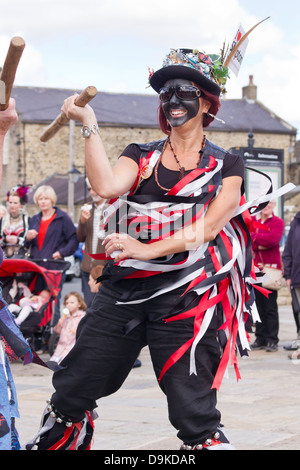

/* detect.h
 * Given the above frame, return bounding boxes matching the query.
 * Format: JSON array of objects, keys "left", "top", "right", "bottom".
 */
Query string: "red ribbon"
[
  {"left": 253, "top": 283, "right": 272, "bottom": 297},
  {"left": 158, "top": 279, "right": 229, "bottom": 385},
  {"left": 48, "top": 424, "right": 79, "bottom": 450},
  {"left": 168, "top": 156, "right": 217, "bottom": 196}
]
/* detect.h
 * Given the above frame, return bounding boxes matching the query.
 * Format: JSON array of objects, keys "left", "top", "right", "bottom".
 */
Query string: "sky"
[{"left": 0, "top": 0, "right": 299, "bottom": 136}]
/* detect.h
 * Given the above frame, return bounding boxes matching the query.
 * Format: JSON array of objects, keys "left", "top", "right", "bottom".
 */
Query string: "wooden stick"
[
  {"left": 0, "top": 36, "right": 26, "bottom": 111},
  {"left": 40, "top": 86, "right": 98, "bottom": 142}
]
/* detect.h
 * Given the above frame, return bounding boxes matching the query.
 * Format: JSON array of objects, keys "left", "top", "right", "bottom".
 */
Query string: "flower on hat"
[
  {"left": 7, "top": 184, "right": 31, "bottom": 204},
  {"left": 162, "top": 49, "right": 229, "bottom": 93},
  {"left": 147, "top": 67, "right": 154, "bottom": 82}
]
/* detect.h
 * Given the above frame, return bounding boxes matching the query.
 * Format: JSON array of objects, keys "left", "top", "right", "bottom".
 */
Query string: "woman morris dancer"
[
  {"left": 0, "top": 184, "right": 30, "bottom": 258},
  {"left": 0, "top": 99, "right": 32, "bottom": 450},
  {"left": 27, "top": 48, "right": 291, "bottom": 451}
]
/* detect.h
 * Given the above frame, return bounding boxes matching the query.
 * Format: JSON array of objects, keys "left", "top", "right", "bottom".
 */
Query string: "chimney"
[{"left": 242, "top": 75, "right": 257, "bottom": 100}]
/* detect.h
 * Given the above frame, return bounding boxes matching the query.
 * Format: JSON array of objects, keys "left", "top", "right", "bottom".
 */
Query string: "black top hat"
[{"left": 149, "top": 49, "right": 229, "bottom": 96}]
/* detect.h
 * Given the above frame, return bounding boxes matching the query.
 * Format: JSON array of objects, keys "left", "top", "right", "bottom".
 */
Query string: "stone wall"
[
  {"left": 4, "top": 121, "right": 294, "bottom": 193},
  {"left": 3, "top": 122, "right": 164, "bottom": 198},
  {"left": 285, "top": 192, "right": 300, "bottom": 222}
]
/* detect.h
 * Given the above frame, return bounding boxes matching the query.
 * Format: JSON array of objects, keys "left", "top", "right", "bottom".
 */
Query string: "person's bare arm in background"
[{"left": 0, "top": 98, "right": 18, "bottom": 187}]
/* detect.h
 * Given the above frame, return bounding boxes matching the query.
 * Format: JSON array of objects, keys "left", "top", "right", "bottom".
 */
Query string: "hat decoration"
[
  {"left": 148, "top": 48, "right": 225, "bottom": 96},
  {"left": 162, "top": 49, "right": 229, "bottom": 93},
  {"left": 7, "top": 184, "right": 31, "bottom": 204},
  {"left": 148, "top": 17, "right": 270, "bottom": 96}
]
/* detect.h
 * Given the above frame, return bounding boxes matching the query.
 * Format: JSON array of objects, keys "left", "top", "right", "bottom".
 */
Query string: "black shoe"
[
  {"left": 250, "top": 340, "right": 266, "bottom": 351},
  {"left": 265, "top": 342, "right": 278, "bottom": 352}
]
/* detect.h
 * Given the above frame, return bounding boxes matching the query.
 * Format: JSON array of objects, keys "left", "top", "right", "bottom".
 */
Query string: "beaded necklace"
[{"left": 154, "top": 135, "right": 206, "bottom": 192}]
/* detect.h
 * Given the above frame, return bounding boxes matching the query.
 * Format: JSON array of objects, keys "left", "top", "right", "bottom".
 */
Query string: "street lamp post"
[
  {"left": 248, "top": 129, "right": 255, "bottom": 148},
  {"left": 67, "top": 120, "right": 80, "bottom": 221},
  {"left": 68, "top": 166, "right": 80, "bottom": 221}
]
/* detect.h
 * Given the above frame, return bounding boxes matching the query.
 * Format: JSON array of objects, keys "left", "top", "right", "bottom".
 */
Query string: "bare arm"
[
  {"left": 0, "top": 98, "right": 18, "bottom": 188},
  {"left": 104, "top": 175, "right": 243, "bottom": 261},
  {"left": 0, "top": 134, "right": 5, "bottom": 186},
  {"left": 61, "top": 94, "right": 138, "bottom": 198}
]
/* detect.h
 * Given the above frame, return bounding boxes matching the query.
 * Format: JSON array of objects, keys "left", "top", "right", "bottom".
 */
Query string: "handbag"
[
  {"left": 261, "top": 265, "right": 284, "bottom": 291},
  {"left": 258, "top": 252, "right": 284, "bottom": 291}
]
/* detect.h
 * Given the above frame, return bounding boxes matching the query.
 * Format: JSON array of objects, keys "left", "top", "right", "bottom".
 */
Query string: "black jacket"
[
  {"left": 282, "top": 212, "right": 300, "bottom": 287},
  {"left": 26, "top": 207, "right": 78, "bottom": 268}
]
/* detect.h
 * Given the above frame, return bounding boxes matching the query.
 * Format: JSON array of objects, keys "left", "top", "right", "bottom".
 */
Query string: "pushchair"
[{"left": 0, "top": 257, "right": 70, "bottom": 353}]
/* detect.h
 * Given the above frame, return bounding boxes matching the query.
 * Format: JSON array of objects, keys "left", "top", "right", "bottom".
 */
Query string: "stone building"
[{"left": 2, "top": 76, "right": 297, "bottom": 221}]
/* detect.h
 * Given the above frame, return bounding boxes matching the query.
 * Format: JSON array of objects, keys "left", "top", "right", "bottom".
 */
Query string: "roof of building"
[
  {"left": 27, "top": 173, "right": 87, "bottom": 206},
  {"left": 11, "top": 86, "right": 296, "bottom": 135}
]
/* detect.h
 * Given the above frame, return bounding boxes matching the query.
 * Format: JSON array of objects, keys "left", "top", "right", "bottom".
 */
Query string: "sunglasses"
[{"left": 159, "top": 85, "right": 202, "bottom": 103}]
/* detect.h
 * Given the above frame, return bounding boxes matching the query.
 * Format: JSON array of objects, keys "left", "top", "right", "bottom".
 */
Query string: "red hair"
[{"left": 158, "top": 84, "right": 221, "bottom": 135}]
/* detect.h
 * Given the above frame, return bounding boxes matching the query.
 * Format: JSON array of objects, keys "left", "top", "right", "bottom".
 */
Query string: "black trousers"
[
  {"left": 291, "top": 287, "right": 300, "bottom": 333},
  {"left": 52, "top": 276, "right": 222, "bottom": 445},
  {"left": 255, "top": 288, "right": 279, "bottom": 344}
]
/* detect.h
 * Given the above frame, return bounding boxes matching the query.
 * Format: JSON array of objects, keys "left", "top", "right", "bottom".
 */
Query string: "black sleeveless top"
[{"left": 120, "top": 142, "right": 244, "bottom": 197}]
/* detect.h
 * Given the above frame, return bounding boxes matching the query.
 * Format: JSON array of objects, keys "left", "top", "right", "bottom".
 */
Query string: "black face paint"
[{"left": 161, "top": 78, "right": 200, "bottom": 128}]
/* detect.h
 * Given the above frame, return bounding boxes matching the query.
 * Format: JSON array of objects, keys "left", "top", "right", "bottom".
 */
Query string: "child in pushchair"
[
  {"left": 0, "top": 258, "right": 70, "bottom": 352},
  {"left": 8, "top": 289, "right": 50, "bottom": 327}
]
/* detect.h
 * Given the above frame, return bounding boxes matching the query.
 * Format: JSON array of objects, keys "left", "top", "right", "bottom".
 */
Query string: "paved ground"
[{"left": 10, "top": 296, "right": 300, "bottom": 451}]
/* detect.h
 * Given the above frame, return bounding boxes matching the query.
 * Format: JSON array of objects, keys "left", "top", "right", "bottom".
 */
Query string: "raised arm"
[
  {"left": 0, "top": 98, "right": 18, "bottom": 187},
  {"left": 61, "top": 94, "right": 139, "bottom": 198}
]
